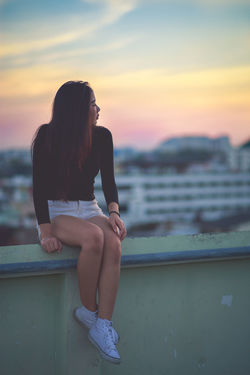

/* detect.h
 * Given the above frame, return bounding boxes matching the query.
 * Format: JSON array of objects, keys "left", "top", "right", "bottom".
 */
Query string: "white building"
[
  {"left": 158, "top": 135, "right": 231, "bottom": 153},
  {"left": 95, "top": 172, "right": 250, "bottom": 229},
  {"left": 228, "top": 144, "right": 250, "bottom": 172}
]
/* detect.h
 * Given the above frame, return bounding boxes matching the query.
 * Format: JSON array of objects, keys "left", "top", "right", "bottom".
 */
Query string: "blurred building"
[
  {"left": 228, "top": 140, "right": 250, "bottom": 172},
  {"left": 158, "top": 135, "right": 231, "bottom": 153}
]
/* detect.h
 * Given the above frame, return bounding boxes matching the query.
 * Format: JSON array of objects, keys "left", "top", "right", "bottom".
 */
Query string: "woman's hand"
[
  {"left": 108, "top": 213, "right": 127, "bottom": 241},
  {"left": 40, "top": 236, "right": 63, "bottom": 254}
]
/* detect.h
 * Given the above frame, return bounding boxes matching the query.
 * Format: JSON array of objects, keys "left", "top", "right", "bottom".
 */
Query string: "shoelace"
[
  {"left": 108, "top": 320, "right": 118, "bottom": 343},
  {"left": 103, "top": 321, "right": 117, "bottom": 350},
  {"left": 94, "top": 312, "right": 117, "bottom": 343}
]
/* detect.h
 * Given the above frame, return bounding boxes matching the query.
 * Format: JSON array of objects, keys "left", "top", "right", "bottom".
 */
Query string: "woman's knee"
[
  {"left": 80, "top": 226, "right": 104, "bottom": 255},
  {"left": 105, "top": 233, "right": 121, "bottom": 264}
]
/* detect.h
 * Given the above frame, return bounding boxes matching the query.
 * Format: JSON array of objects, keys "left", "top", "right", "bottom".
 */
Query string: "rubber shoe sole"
[{"left": 88, "top": 330, "right": 121, "bottom": 365}]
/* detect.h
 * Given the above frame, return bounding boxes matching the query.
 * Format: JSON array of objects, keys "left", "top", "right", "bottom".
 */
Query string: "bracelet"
[{"left": 109, "top": 210, "right": 120, "bottom": 217}]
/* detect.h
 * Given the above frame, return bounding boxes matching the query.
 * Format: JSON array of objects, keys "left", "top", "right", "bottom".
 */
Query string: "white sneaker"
[
  {"left": 88, "top": 318, "right": 121, "bottom": 364},
  {"left": 73, "top": 306, "right": 97, "bottom": 329},
  {"left": 73, "top": 306, "right": 120, "bottom": 344}
]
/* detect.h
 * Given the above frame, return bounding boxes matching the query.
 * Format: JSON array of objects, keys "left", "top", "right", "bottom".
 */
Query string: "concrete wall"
[{"left": 0, "top": 230, "right": 250, "bottom": 375}]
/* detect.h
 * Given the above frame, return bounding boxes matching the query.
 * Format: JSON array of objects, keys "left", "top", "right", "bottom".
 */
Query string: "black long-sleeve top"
[{"left": 32, "top": 124, "right": 119, "bottom": 225}]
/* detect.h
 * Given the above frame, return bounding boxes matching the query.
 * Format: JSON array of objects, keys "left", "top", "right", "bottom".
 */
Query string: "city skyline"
[
  {"left": 1, "top": 132, "right": 249, "bottom": 154},
  {"left": 1, "top": 0, "right": 249, "bottom": 150}
]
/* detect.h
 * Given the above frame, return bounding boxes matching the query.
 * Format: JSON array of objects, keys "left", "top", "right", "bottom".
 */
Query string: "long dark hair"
[{"left": 30, "top": 80, "right": 94, "bottom": 201}]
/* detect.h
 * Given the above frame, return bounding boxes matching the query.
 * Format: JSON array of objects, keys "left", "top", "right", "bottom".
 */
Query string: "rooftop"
[{"left": 1, "top": 230, "right": 250, "bottom": 374}]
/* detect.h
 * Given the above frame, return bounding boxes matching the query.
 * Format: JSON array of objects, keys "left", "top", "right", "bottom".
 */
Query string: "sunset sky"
[{"left": 1, "top": 0, "right": 249, "bottom": 151}]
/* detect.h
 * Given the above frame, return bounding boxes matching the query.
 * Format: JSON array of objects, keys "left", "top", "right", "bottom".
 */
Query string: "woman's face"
[{"left": 89, "top": 90, "right": 100, "bottom": 126}]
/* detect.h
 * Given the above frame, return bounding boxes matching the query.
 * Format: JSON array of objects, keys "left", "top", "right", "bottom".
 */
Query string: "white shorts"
[{"left": 35, "top": 198, "right": 106, "bottom": 241}]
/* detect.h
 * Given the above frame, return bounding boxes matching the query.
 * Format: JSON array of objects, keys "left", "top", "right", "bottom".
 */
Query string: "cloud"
[
  {"left": 191, "top": 0, "right": 250, "bottom": 4},
  {"left": 0, "top": 65, "right": 72, "bottom": 99},
  {"left": 1, "top": 63, "right": 249, "bottom": 114},
  {"left": 0, "top": 0, "right": 138, "bottom": 59},
  {"left": 3, "top": 35, "right": 140, "bottom": 68},
  {"left": 138, "top": 0, "right": 250, "bottom": 5},
  {"left": 83, "top": 0, "right": 138, "bottom": 13},
  {"left": 0, "top": 31, "right": 88, "bottom": 58},
  {"left": 93, "top": 64, "right": 250, "bottom": 111}
]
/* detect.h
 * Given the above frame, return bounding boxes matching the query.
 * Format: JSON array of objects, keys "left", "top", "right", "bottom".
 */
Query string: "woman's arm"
[
  {"left": 99, "top": 127, "right": 127, "bottom": 240},
  {"left": 32, "top": 126, "right": 52, "bottom": 237},
  {"left": 99, "top": 127, "right": 119, "bottom": 213},
  {"left": 108, "top": 202, "right": 119, "bottom": 215},
  {"left": 39, "top": 223, "right": 53, "bottom": 240}
]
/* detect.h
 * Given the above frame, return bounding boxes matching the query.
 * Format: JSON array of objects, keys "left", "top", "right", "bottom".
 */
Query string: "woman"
[{"left": 30, "top": 80, "right": 127, "bottom": 365}]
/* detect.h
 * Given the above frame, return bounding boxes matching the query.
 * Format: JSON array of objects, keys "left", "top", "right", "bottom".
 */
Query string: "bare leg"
[
  {"left": 86, "top": 216, "right": 122, "bottom": 320},
  {"left": 97, "top": 241, "right": 121, "bottom": 320},
  {"left": 50, "top": 214, "right": 121, "bottom": 319},
  {"left": 77, "top": 231, "right": 104, "bottom": 312},
  {"left": 50, "top": 215, "right": 105, "bottom": 313}
]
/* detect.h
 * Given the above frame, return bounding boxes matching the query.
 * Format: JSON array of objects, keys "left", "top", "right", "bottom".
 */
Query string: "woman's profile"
[{"left": 30, "top": 80, "right": 127, "bottom": 364}]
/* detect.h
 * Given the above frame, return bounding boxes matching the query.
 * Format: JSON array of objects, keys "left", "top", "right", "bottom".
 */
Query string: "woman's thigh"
[{"left": 50, "top": 214, "right": 104, "bottom": 247}]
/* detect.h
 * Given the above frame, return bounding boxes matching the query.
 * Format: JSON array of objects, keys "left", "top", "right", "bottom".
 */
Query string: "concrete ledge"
[
  {"left": 1, "top": 245, "right": 250, "bottom": 274},
  {"left": 1, "top": 230, "right": 250, "bottom": 275},
  {"left": 0, "top": 230, "right": 250, "bottom": 375}
]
